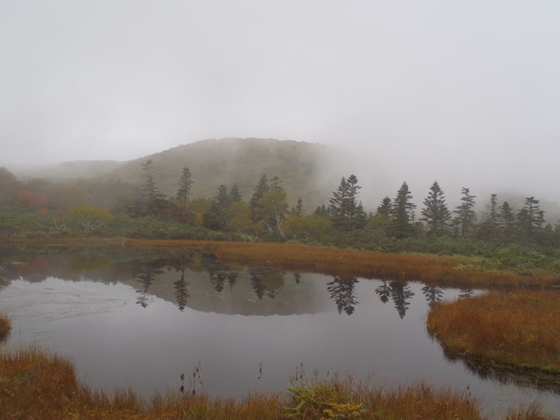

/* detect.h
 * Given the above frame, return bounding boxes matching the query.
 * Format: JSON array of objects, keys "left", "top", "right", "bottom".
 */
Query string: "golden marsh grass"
[
  {"left": 1, "top": 345, "right": 556, "bottom": 419},
  {"left": 427, "top": 290, "right": 560, "bottom": 376},
  {"left": 0, "top": 313, "right": 11, "bottom": 341},
  {"left": 12, "top": 238, "right": 560, "bottom": 286}
]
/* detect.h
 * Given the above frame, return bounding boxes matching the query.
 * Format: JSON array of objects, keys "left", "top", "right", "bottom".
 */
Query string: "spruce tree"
[
  {"left": 329, "top": 176, "right": 349, "bottom": 229},
  {"left": 176, "top": 166, "right": 193, "bottom": 207},
  {"left": 250, "top": 175, "right": 270, "bottom": 221},
  {"left": 453, "top": 187, "right": 476, "bottom": 238},
  {"left": 390, "top": 182, "right": 416, "bottom": 238},
  {"left": 215, "top": 185, "right": 231, "bottom": 209},
  {"left": 478, "top": 194, "right": 499, "bottom": 243},
  {"left": 375, "top": 197, "right": 393, "bottom": 233},
  {"left": 294, "top": 198, "right": 304, "bottom": 216},
  {"left": 329, "top": 174, "right": 366, "bottom": 230},
  {"left": 420, "top": 181, "right": 451, "bottom": 236},
  {"left": 140, "top": 160, "right": 166, "bottom": 216},
  {"left": 517, "top": 197, "right": 545, "bottom": 244},
  {"left": 498, "top": 201, "right": 516, "bottom": 242},
  {"left": 229, "top": 183, "right": 242, "bottom": 202}
]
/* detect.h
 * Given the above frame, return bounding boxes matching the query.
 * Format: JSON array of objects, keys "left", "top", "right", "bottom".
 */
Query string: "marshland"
[
  {"left": 2, "top": 1, "right": 559, "bottom": 417},
  {"left": 1, "top": 242, "right": 560, "bottom": 419}
]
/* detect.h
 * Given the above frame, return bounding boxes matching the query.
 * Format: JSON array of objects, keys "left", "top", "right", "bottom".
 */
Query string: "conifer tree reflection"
[
  {"left": 327, "top": 276, "right": 359, "bottom": 315},
  {"left": 201, "top": 254, "right": 237, "bottom": 292},
  {"left": 421, "top": 284, "right": 444, "bottom": 308},
  {"left": 251, "top": 275, "right": 267, "bottom": 300},
  {"left": 173, "top": 270, "right": 190, "bottom": 311},
  {"left": 248, "top": 266, "right": 285, "bottom": 301},
  {"left": 134, "top": 264, "right": 164, "bottom": 308},
  {"left": 227, "top": 272, "right": 238, "bottom": 288},
  {"left": 375, "top": 280, "right": 391, "bottom": 304},
  {"left": 389, "top": 281, "right": 414, "bottom": 319},
  {"left": 171, "top": 255, "right": 192, "bottom": 312},
  {"left": 459, "top": 288, "right": 474, "bottom": 299}
]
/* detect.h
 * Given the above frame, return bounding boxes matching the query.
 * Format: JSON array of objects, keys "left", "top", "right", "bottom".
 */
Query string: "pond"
[{"left": 0, "top": 246, "right": 558, "bottom": 417}]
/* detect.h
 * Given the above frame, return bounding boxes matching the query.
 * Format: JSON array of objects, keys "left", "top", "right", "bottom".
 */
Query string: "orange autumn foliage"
[{"left": 16, "top": 189, "right": 51, "bottom": 209}]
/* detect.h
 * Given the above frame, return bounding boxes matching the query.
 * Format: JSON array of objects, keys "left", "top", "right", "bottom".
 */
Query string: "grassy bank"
[
  {"left": 0, "top": 346, "right": 555, "bottom": 420},
  {"left": 9, "top": 238, "right": 560, "bottom": 287},
  {"left": 427, "top": 290, "right": 560, "bottom": 384},
  {"left": 124, "top": 239, "right": 559, "bottom": 286}
]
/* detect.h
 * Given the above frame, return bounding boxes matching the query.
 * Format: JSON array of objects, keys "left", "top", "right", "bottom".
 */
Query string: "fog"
[{"left": 1, "top": 1, "right": 558, "bottom": 205}]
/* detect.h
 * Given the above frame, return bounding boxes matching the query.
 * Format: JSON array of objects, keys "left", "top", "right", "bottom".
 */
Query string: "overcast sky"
[{"left": 1, "top": 1, "right": 558, "bottom": 202}]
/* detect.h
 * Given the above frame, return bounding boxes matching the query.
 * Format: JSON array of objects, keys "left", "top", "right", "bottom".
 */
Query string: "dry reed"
[
  {"left": 0, "top": 313, "right": 11, "bottom": 341},
  {"left": 427, "top": 290, "right": 560, "bottom": 375},
  {"left": 0, "top": 345, "right": 557, "bottom": 419},
  {"left": 123, "top": 239, "right": 558, "bottom": 287}
]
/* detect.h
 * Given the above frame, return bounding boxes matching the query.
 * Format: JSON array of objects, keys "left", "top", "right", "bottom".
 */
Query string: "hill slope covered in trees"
[{"left": 100, "top": 138, "right": 334, "bottom": 210}]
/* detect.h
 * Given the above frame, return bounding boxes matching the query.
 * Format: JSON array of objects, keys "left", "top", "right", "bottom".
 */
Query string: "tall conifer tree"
[
  {"left": 453, "top": 187, "right": 476, "bottom": 238},
  {"left": 176, "top": 166, "right": 193, "bottom": 207},
  {"left": 390, "top": 182, "right": 416, "bottom": 238},
  {"left": 420, "top": 181, "right": 450, "bottom": 235}
]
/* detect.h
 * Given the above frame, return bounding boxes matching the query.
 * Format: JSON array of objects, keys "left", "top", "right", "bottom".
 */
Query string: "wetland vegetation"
[
  {"left": 427, "top": 291, "right": 560, "bottom": 391},
  {"left": 0, "top": 345, "right": 556, "bottom": 420},
  {"left": 0, "top": 313, "right": 11, "bottom": 342},
  {"left": 2, "top": 245, "right": 560, "bottom": 418}
]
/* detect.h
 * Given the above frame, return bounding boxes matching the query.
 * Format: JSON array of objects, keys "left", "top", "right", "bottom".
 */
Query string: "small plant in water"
[{"left": 179, "top": 362, "right": 203, "bottom": 396}]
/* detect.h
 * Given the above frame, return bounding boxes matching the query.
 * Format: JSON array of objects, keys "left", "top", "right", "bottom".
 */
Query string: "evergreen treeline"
[{"left": 1, "top": 164, "right": 559, "bottom": 263}]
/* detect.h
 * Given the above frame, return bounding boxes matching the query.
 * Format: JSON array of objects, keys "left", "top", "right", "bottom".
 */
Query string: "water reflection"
[
  {"left": 459, "top": 288, "right": 474, "bottom": 299},
  {"left": 327, "top": 277, "right": 359, "bottom": 315},
  {"left": 248, "top": 266, "right": 284, "bottom": 300},
  {"left": 201, "top": 254, "right": 239, "bottom": 292},
  {"left": 134, "top": 264, "right": 164, "bottom": 308},
  {"left": 2, "top": 246, "right": 560, "bottom": 416},
  {"left": 421, "top": 285, "right": 444, "bottom": 308},
  {"left": 375, "top": 280, "right": 415, "bottom": 319},
  {"left": 0, "top": 247, "right": 442, "bottom": 319},
  {"left": 439, "top": 343, "right": 560, "bottom": 394}
]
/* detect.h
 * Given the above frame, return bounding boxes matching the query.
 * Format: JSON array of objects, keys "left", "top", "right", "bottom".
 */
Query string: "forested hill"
[{"left": 100, "top": 138, "right": 334, "bottom": 210}]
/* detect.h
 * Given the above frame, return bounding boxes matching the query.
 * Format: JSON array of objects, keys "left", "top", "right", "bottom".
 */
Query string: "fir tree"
[
  {"left": 390, "top": 182, "right": 416, "bottom": 238},
  {"left": 250, "top": 175, "right": 270, "bottom": 221},
  {"left": 517, "top": 197, "right": 545, "bottom": 244},
  {"left": 420, "top": 181, "right": 451, "bottom": 236},
  {"left": 140, "top": 160, "right": 167, "bottom": 216},
  {"left": 453, "top": 187, "right": 476, "bottom": 238},
  {"left": 294, "top": 198, "right": 305, "bottom": 216},
  {"left": 229, "top": 183, "right": 242, "bottom": 202},
  {"left": 215, "top": 185, "right": 231, "bottom": 209},
  {"left": 498, "top": 201, "right": 516, "bottom": 242},
  {"left": 176, "top": 166, "right": 193, "bottom": 207},
  {"left": 375, "top": 197, "right": 393, "bottom": 233},
  {"left": 329, "top": 174, "right": 366, "bottom": 230},
  {"left": 478, "top": 194, "right": 500, "bottom": 243}
]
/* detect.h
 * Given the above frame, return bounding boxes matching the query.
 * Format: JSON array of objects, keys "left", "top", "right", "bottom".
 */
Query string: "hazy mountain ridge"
[
  {"left": 100, "top": 138, "right": 335, "bottom": 210},
  {"left": 6, "top": 160, "right": 126, "bottom": 181},
  {"left": 3, "top": 137, "right": 559, "bottom": 222}
]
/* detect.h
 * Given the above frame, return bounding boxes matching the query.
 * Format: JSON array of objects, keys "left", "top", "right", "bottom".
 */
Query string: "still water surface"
[{"left": 1, "top": 247, "right": 558, "bottom": 417}]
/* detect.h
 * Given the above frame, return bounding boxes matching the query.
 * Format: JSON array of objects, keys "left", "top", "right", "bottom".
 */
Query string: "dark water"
[{"left": 1, "top": 247, "right": 559, "bottom": 417}]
